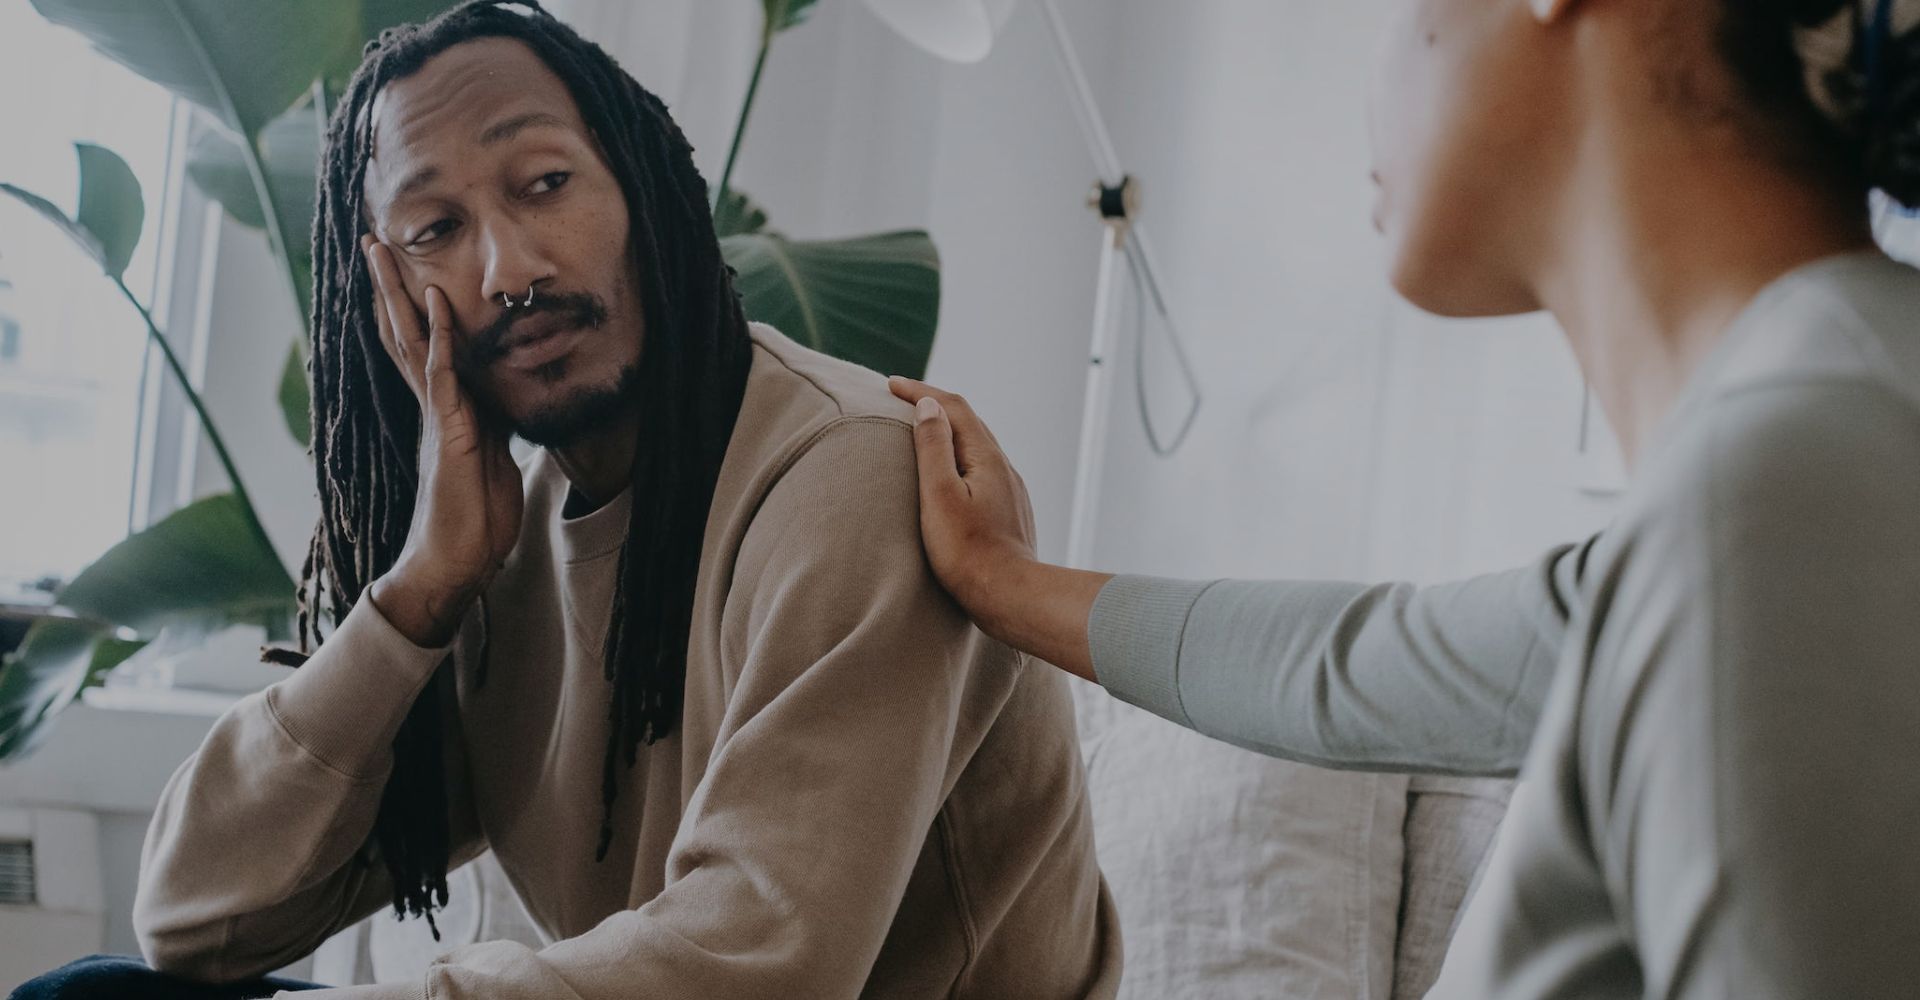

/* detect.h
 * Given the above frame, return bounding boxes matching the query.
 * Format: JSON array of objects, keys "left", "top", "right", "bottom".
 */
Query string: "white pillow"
[{"left": 1078, "top": 685, "right": 1409, "bottom": 1000}]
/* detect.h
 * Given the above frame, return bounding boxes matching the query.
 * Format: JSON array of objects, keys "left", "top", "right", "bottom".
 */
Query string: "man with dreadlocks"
[{"left": 14, "top": 3, "right": 1122, "bottom": 998}]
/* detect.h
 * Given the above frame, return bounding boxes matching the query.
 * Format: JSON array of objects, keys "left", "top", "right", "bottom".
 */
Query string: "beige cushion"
[
  {"left": 1079, "top": 685, "right": 1411, "bottom": 1000},
  {"left": 1389, "top": 776, "right": 1513, "bottom": 1000}
]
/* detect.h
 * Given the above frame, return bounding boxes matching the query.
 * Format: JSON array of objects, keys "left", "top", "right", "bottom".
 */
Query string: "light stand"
[{"left": 864, "top": 0, "right": 1202, "bottom": 567}]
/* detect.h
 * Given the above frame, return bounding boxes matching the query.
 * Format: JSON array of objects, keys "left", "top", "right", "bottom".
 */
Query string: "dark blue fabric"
[{"left": 10, "top": 955, "right": 326, "bottom": 1000}]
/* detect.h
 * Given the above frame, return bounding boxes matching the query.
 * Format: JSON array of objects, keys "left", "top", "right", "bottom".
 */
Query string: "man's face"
[{"left": 361, "top": 36, "right": 645, "bottom": 445}]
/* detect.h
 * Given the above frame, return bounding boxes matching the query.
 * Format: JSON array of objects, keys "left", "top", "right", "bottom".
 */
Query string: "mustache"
[{"left": 457, "top": 289, "right": 611, "bottom": 368}]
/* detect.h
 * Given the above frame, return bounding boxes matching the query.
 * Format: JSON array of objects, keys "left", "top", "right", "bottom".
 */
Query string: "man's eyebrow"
[
  {"left": 479, "top": 111, "right": 570, "bottom": 146},
  {"left": 380, "top": 112, "right": 572, "bottom": 213},
  {"left": 390, "top": 166, "right": 442, "bottom": 206}
]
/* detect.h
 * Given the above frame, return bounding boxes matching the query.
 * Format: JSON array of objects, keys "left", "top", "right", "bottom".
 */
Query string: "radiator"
[{"left": 0, "top": 807, "right": 103, "bottom": 984}]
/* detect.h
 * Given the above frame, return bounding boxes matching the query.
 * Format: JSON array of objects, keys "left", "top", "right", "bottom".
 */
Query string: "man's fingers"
[
  {"left": 362, "top": 237, "right": 410, "bottom": 382},
  {"left": 422, "top": 285, "right": 462, "bottom": 419},
  {"left": 910, "top": 396, "right": 967, "bottom": 512},
  {"left": 366, "top": 239, "right": 428, "bottom": 385}
]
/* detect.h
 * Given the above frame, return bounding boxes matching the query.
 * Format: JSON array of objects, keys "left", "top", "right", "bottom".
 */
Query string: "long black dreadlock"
[{"left": 289, "top": 0, "right": 751, "bottom": 928}]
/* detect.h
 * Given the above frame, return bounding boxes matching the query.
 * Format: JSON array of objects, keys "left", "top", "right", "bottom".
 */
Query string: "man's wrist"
[{"left": 368, "top": 567, "right": 472, "bottom": 648}]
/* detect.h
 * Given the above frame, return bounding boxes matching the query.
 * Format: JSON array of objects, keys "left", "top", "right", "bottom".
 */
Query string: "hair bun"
[
  {"left": 1865, "top": 23, "right": 1920, "bottom": 207},
  {"left": 1789, "top": 0, "right": 1920, "bottom": 207},
  {"left": 1787, "top": 0, "right": 1855, "bottom": 27}
]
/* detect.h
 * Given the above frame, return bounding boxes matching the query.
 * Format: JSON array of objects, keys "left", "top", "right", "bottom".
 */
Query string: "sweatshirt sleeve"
[
  {"left": 134, "top": 594, "right": 487, "bottom": 983},
  {"left": 1088, "top": 538, "right": 1592, "bottom": 777},
  {"left": 294, "top": 418, "right": 1027, "bottom": 1000}
]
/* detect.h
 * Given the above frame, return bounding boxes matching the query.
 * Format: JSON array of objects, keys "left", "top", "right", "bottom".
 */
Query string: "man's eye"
[
  {"left": 408, "top": 219, "right": 459, "bottom": 247},
  {"left": 526, "top": 171, "right": 571, "bottom": 196}
]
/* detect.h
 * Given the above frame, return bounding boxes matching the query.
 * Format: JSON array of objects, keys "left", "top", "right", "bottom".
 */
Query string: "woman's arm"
[{"left": 890, "top": 377, "right": 1585, "bottom": 776}]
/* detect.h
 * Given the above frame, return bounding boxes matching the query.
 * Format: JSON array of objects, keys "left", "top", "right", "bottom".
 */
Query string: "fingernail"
[{"left": 916, "top": 396, "right": 941, "bottom": 422}]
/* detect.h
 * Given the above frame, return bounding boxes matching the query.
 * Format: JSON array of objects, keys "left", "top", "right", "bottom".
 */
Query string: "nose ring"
[{"left": 500, "top": 284, "right": 536, "bottom": 309}]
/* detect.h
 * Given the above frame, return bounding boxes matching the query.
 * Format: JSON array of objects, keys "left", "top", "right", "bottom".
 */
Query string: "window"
[{"left": 0, "top": 6, "right": 182, "bottom": 605}]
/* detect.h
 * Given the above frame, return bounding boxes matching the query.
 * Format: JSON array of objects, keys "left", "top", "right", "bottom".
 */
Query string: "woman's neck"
[{"left": 1535, "top": 143, "right": 1874, "bottom": 468}]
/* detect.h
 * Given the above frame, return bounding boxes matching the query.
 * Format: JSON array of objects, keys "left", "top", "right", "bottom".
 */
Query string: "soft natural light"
[{"left": 0, "top": 5, "right": 178, "bottom": 602}]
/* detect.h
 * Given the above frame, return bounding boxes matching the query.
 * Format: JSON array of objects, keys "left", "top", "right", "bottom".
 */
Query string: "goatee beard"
[{"left": 502, "top": 361, "right": 646, "bottom": 449}]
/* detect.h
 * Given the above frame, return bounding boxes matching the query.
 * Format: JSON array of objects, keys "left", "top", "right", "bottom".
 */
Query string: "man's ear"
[{"left": 1529, "top": 0, "right": 1579, "bottom": 23}]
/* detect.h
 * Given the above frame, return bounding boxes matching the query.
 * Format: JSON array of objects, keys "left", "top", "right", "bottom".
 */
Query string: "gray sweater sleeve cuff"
[{"left": 1087, "top": 575, "right": 1217, "bottom": 729}]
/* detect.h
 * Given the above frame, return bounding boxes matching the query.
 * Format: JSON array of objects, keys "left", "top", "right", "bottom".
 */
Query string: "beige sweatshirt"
[{"left": 133, "top": 325, "right": 1122, "bottom": 1000}]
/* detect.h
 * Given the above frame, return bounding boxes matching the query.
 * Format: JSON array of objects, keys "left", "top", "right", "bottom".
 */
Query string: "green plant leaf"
[
  {"left": 722, "top": 229, "right": 941, "bottom": 378},
  {"left": 280, "top": 339, "right": 312, "bottom": 449},
  {"left": 0, "top": 143, "right": 145, "bottom": 282},
  {"left": 29, "top": 0, "right": 356, "bottom": 142},
  {"left": 713, "top": 187, "right": 772, "bottom": 239},
  {"left": 186, "top": 100, "right": 320, "bottom": 308},
  {"left": 74, "top": 144, "right": 145, "bottom": 280},
  {"left": 0, "top": 183, "right": 105, "bottom": 271},
  {"left": 57, "top": 493, "right": 296, "bottom": 640},
  {"left": 762, "top": 0, "right": 821, "bottom": 35},
  {"left": 0, "top": 618, "right": 146, "bottom": 759}
]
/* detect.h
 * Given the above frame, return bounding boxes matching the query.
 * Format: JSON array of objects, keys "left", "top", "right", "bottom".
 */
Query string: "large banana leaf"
[
  {"left": 186, "top": 100, "right": 322, "bottom": 308},
  {"left": 723, "top": 229, "right": 942, "bottom": 379},
  {"left": 713, "top": 188, "right": 772, "bottom": 239},
  {"left": 0, "top": 618, "right": 147, "bottom": 759},
  {"left": 0, "top": 492, "right": 294, "bottom": 760},
  {"left": 0, "top": 143, "right": 143, "bottom": 282},
  {"left": 182, "top": 3, "right": 461, "bottom": 449},
  {"left": 57, "top": 493, "right": 297, "bottom": 642},
  {"left": 187, "top": 100, "right": 322, "bottom": 447},
  {"left": 29, "top": 0, "right": 355, "bottom": 142}
]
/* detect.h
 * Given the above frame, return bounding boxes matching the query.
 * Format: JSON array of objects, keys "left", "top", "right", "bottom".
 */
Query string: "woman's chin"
[{"left": 1388, "top": 243, "right": 1543, "bottom": 320}]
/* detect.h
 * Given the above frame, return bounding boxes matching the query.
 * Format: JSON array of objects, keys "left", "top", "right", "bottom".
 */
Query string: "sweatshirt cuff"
[
  {"left": 266, "top": 595, "right": 453, "bottom": 781},
  {"left": 1087, "top": 575, "right": 1214, "bottom": 729}
]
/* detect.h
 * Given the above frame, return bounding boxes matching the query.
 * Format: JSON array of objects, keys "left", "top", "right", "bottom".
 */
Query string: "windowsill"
[
  {"left": 80, "top": 684, "right": 239, "bottom": 718},
  {"left": 0, "top": 696, "right": 226, "bottom": 814}
]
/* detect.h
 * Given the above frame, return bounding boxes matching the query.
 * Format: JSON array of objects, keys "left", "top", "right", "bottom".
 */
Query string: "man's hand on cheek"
[{"left": 362, "top": 235, "right": 527, "bottom": 648}]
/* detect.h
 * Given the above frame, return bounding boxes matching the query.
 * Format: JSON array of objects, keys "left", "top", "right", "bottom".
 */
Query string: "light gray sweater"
[{"left": 1090, "top": 251, "right": 1920, "bottom": 999}]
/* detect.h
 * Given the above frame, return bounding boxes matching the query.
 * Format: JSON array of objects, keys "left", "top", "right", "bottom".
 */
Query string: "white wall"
[
  {"left": 708, "top": 0, "right": 1618, "bottom": 580},
  {"left": 708, "top": 0, "right": 1124, "bottom": 562},
  {"left": 1087, "top": 0, "right": 1620, "bottom": 584}
]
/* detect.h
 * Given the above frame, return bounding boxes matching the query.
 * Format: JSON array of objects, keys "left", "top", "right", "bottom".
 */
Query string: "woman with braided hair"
[
  {"left": 891, "top": 0, "right": 1920, "bottom": 997},
  {"left": 15, "top": 2, "right": 1121, "bottom": 998}
]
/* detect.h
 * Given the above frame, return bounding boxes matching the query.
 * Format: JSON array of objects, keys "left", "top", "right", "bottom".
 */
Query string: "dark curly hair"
[{"left": 1719, "top": 0, "right": 1920, "bottom": 207}]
